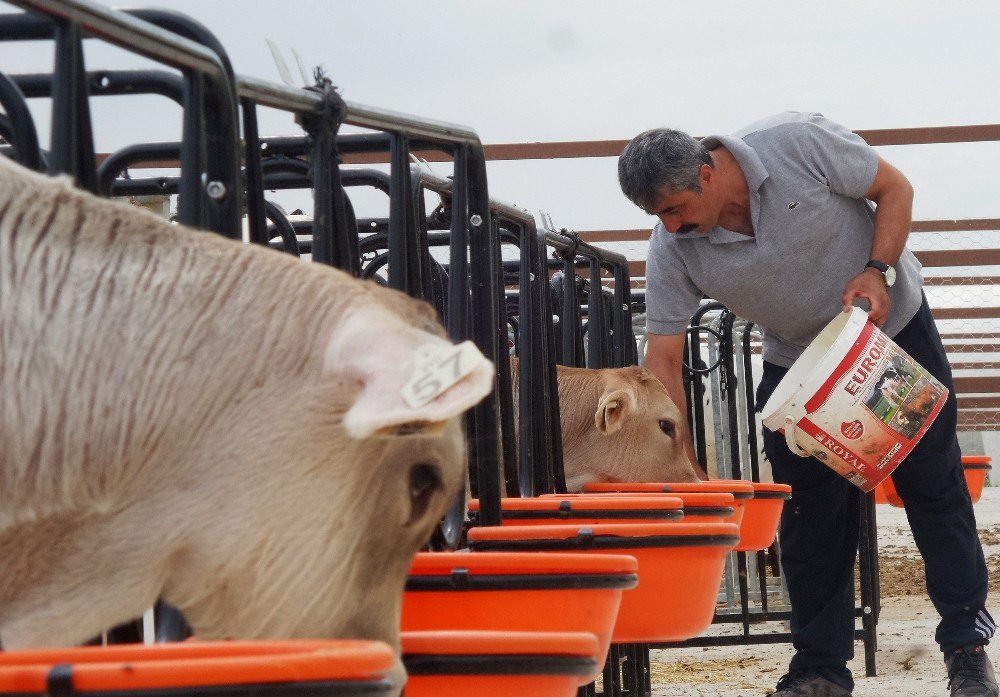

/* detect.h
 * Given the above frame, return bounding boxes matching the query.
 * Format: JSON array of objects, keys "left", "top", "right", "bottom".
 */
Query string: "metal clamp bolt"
[
  {"left": 469, "top": 214, "right": 483, "bottom": 227},
  {"left": 205, "top": 180, "right": 228, "bottom": 200}
]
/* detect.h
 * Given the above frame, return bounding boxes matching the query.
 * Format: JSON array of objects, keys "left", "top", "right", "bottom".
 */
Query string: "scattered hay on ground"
[
  {"left": 860, "top": 551, "right": 1000, "bottom": 597},
  {"left": 649, "top": 655, "right": 767, "bottom": 689},
  {"left": 979, "top": 525, "right": 1000, "bottom": 546}
]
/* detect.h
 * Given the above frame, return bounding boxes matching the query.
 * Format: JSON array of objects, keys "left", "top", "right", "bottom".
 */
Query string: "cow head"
[
  {"left": 159, "top": 296, "right": 493, "bottom": 653},
  {"left": 560, "top": 365, "right": 700, "bottom": 491}
]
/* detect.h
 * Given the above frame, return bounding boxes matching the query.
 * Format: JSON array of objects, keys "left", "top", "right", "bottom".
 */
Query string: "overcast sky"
[{"left": 2, "top": 0, "right": 999, "bottom": 233}]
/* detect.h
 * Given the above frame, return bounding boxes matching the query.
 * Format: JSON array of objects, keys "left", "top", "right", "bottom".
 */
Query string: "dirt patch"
[
  {"left": 649, "top": 655, "right": 770, "bottom": 690},
  {"left": 979, "top": 525, "right": 1000, "bottom": 546},
  {"left": 857, "top": 550, "right": 1000, "bottom": 597}
]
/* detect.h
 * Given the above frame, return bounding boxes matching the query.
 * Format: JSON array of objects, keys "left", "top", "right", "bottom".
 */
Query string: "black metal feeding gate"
[
  {"left": 627, "top": 294, "right": 881, "bottom": 680},
  {"left": 0, "top": 0, "right": 513, "bottom": 640},
  {"left": 0, "top": 1, "right": 884, "bottom": 692}
]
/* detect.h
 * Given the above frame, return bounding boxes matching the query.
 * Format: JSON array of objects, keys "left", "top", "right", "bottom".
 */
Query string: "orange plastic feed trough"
[
  {"left": 0, "top": 640, "right": 397, "bottom": 696},
  {"left": 469, "top": 495, "right": 685, "bottom": 526},
  {"left": 540, "top": 491, "right": 738, "bottom": 524},
  {"left": 586, "top": 480, "right": 774, "bottom": 548},
  {"left": 736, "top": 483, "right": 792, "bottom": 551},
  {"left": 401, "top": 630, "right": 598, "bottom": 697},
  {"left": 877, "top": 459, "right": 992, "bottom": 507},
  {"left": 963, "top": 456, "right": 992, "bottom": 504},
  {"left": 466, "top": 522, "right": 739, "bottom": 643},
  {"left": 403, "top": 551, "right": 637, "bottom": 681},
  {"left": 580, "top": 484, "right": 746, "bottom": 526}
]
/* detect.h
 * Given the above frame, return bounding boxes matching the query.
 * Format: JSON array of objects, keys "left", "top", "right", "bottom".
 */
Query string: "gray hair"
[{"left": 617, "top": 128, "right": 713, "bottom": 213}]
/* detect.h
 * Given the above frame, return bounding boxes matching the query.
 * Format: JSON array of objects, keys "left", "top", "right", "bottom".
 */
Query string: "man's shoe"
[
  {"left": 946, "top": 644, "right": 1000, "bottom": 696},
  {"left": 768, "top": 670, "right": 853, "bottom": 696}
]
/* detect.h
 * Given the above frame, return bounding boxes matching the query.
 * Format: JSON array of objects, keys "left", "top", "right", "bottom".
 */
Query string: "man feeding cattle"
[
  {"left": 0, "top": 153, "right": 493, "bottom": 675},
  {"left": 618, "top": 112, "right": 996, "bottom": 697}
]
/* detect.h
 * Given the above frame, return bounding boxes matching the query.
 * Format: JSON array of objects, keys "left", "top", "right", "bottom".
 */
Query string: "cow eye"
[
  {"left": 407, "top": 463, "right": 442, "bottom": 524},
  {"left": 659, "top": 420, "right": 676, "bottom": 438}
]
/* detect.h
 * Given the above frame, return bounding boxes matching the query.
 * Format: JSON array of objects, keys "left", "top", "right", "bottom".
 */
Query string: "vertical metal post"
[
  {"left": 859, "top": 493, "right": 879, "bottom": 676},
  {"left": 587, "top": 258, "right": 606, "bottom": 368},
  {"left": 241, "top": 99, "right": 269, "bottom": 247},
  {"left": 49, "top": 17, "right": 97, "bottom": 191},
  {"left": 491, "top": 217, "right": 517, "bottom": 503},
  {"left": 466, "top": 148, "right": 501, "bottom": 527},
  {"left": 386, "top": 134, "right": 415, "bottom": 291},
  {"left": 176, "top": 70, "right": 205, "bottom": 228},
  {"left": 561, "top": 256, "right": 580, "bottom": 366},
  {"left": 0, "top": 72, "right": 43, "bottom": 171},
  {"left": 541, "top": 237, "right": 567, "bottom": 493}
]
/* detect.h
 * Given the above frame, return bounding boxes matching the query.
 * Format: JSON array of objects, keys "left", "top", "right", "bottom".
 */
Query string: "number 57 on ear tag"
[{"left": 401, "top": 340, "right": 486, "bottom": 409}]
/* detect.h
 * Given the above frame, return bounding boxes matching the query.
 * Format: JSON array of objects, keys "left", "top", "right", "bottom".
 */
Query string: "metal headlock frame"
[
  {"left": 638, "top": 304, "right": 880, "bottom": 678},
  {"left": 0, "top": 3, "right": 883, "bottom": 692}
]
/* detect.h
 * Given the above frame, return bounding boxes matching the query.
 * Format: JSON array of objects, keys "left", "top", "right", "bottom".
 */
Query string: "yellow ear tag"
[{"left": 401, "top": 340, "right": 486, "bottom": 409}]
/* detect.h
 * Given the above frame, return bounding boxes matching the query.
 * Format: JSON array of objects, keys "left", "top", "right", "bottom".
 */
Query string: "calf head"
[
  {"left": 0, "top": 279, "right": 492, "bottom": 655},
  {"left": 562, "top": 365, "right": 700, "bottom": 491},
  {"left": 156, "top": 302, "right": 493, "bottom": 651}
]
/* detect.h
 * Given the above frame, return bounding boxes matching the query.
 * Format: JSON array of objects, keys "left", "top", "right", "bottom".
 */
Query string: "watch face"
[{"left": 885, "top": 266, "right": 897, "bottom": 287}]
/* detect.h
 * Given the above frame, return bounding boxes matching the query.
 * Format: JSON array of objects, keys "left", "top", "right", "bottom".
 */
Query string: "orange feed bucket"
[
  {"left": 401, "top": 630, "right": 598, "bottom": 697},
  {"left": 0, "top": 641, "right": 397, "bottom": 696},
  {"left": 736, "top": 483, "right": 792, "bottom": 552},
  {"left": 466, "top": 522, "right": 739, "bottom": 643},
  {"left": 569, "top": 487, "right": 743, "bottom": 525},
  {"left": 469, "top": 496, "right": 685, "bottom": 526},
  {"left": 877, "top": 460, "right": 992, "bottom": 507},
  {"left": 964, "top": 463, "right": 991, "bottom": 504},
  {"left": 403, "top": 551, "right": 637, "bottom": 681}
]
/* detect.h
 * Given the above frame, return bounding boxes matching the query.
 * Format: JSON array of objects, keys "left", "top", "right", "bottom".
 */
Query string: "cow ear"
[
  {"left": 325, "top": 309, "right": 495, "bottom": 438},
  {"left": 595, "top": 387, "right": 636, "bottom": 435}
]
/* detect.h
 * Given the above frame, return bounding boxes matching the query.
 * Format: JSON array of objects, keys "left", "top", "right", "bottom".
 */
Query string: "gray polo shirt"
[{"left": 645, "top": 111, "right": 923, "bottom": 368}]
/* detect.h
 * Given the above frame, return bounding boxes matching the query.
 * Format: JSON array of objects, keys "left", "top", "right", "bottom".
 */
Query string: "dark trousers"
[{"left": 756, "top": 297, "right": 992, "bottom": 691}]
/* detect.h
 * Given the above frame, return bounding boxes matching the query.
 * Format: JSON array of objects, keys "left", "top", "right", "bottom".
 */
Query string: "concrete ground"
[{"left": 646, "top": 486, "right": 1000, "bottom": 696}]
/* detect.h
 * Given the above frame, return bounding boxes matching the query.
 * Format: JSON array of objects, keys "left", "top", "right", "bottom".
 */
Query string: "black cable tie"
[
  {"left": 450, "top": 568, "right": 472, "bottom": 589},
  {"left": 295, "top": 68, "right": 347, "bottom": 146},
  {"left": 46, "top": 664, "right": 75, "bottom": 697}
]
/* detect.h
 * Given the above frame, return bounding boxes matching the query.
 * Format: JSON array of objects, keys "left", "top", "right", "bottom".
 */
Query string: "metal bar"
[
  {"left": 14, "top": 69, "right": 184, "bottom": 103},
  {"left": 576, "top": 219, "right": 1000, "bottom": 244},
  {"left": 466, "top": 148, "right": 502, "bottom": 528},
  {"left": 1, "top": 2, "right": 224, "bottom": 75},
  {"left": 241, "top": 99, "right": 269, "bottom": 247},
  {"left": 587, "top": 259, "right": 606, "bottom": 369},
  {"left": 308, "top": 106, "right": 338, "bottom": 268},
  {"left": 385, "top": 135, "right": 414, "bottom": 287},
  {"left": 382, "top": 124, "right": 1000, "bottom": 162},
  {"left": 236, "top": 74, "right": 481, "bottom": 146},
  {"left": 652, "top": 627, "right": 874, "bottom": 648},
  {"left": 49, "top": 17, "right": 97, "bottom": 190},
  {"left": 0, "top": 71, "right": 43, "bottom": 171},
  {"left": 561, "top": 254, "right": 579, "bottom": 366},
  {"left": 624, "top": 251, "right": 1000, "bottom": 280},
  {"left": 175, "top": 70, "right": 204, "bottom": 228}
]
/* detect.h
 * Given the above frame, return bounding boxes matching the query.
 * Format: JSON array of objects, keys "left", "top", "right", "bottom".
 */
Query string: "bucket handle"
[{"left": 783, "top": 416, "right": 810, "bottom": 458}]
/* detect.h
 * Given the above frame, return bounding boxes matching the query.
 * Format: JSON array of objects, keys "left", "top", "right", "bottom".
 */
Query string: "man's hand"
[{"left": 843, "top": 267, "right": 891, "bottom": 327}]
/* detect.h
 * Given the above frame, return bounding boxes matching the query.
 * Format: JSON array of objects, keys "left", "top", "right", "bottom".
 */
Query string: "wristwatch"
[{"left": 864, "top": 259, "right": 896, "bottom": 288}]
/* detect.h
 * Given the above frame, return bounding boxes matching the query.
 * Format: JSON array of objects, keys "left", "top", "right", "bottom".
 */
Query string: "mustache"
[{"left": 677, "top": 223, "right": 699, "bottom": 233}]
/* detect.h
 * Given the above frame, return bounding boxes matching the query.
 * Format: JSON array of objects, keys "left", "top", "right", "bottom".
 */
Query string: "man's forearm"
[{"left": 869, "top": 184, "right": 913, "bottom": 266}]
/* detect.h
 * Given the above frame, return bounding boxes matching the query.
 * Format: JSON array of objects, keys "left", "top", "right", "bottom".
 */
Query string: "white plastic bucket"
[{"left": 760, "top": 307, "right": 949, "bottom": 492}]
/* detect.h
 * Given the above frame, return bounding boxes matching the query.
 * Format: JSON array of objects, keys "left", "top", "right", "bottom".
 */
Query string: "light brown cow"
[
  {"left": 510, "top": 357, "right": 700, "bottom": 491},
  {"left": 0, "top": 155, "right": 493, "bottom": 660}
]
